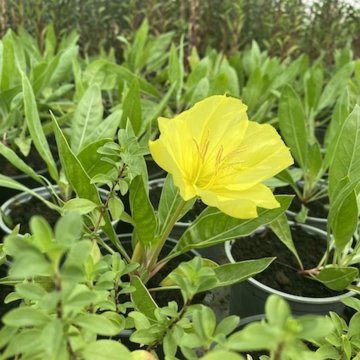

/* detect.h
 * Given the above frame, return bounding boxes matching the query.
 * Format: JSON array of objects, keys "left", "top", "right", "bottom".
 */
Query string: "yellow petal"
[
  {"left": 197, "top": 183, "right": 279, "bottom": 219},
  {"left": 149, "top": 117, "right": 198, "bottom": 200},
  {"left": 209, "top": 122, "right": 293, "bottom": 191}
]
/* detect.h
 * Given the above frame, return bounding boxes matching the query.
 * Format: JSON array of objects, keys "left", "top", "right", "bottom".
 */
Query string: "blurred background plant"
[{"left": 1, "top": 0, "right": 359, "bottom": 63}]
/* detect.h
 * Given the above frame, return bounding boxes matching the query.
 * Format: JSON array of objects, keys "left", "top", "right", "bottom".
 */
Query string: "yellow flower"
[{"left": 149, "top": 95, "right": 293, "bottom": 218}]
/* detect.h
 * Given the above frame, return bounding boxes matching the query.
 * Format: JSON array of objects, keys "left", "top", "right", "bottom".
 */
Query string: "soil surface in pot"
[
  {"left": 6, "top": 196, "right": 60, "bottom": 234},
  {"left": 276, "top": 186, "right": 329, "bottom": 219},
  {"left": 231, "top": 224, "right": 342, "bottom": 298},
  {"left": 149, "top": 184, "right": 206, "bottom": 223}
]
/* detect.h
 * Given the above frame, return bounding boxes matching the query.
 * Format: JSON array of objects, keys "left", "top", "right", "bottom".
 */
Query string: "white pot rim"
[
  {"left": 0, "top": 186, "right": 115, "bottom": 236},
  {"left": 224, "top": 222, "right": 354, "bottom": 304}
]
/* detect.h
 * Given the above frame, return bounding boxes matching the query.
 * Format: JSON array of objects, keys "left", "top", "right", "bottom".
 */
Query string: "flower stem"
[{"left": 147, "top": 199, "right": 187, "bottom": 273}]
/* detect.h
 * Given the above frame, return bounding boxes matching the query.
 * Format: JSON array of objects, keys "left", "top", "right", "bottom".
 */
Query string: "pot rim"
[
  {"left": 285, "top": 179, "right": 328, "bottom": 223},
  {"left": 224, "top": 221, "right": 354, "bottom": 304},
  {"left": 0, "top": 185, "right": 115, "bottom": 236},
  {"left": 286, "top": 209, "right": 327, "bottom": 224}
]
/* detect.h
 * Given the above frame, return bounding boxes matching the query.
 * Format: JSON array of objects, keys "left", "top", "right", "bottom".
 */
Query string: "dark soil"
[
  {"left": 149, "top": 181, "right": 206, "bottom": 223},
  {"left": 276, "top": 186, "right": 329, "bottom": 219},
  {"left": 231, "top": 224, "right": 342, "bottom": 298},
  {"left": 6, "top": 196, "right": 60, "bottom": 234}
]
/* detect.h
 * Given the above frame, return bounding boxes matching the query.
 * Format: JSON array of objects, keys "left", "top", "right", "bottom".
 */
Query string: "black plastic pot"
[{"left": 225, "top": 223, "right": 354, "bottom": 318}]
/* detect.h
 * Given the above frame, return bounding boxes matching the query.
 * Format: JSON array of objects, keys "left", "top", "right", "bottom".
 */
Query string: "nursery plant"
[
  {"left": 93, "top": 95, "right": 294, "bottom": 288},
  {"left": 256, "top": 105, "right": 360, "bottom": 293},
  {"left": 0, "top": 25, "right": 78, "bottom": 156},
  {"left": 0, "top": 220, "right": 337, "bottom": 360},
  {"left": 276, "top": 57, "right": 356, "bottom": 223}
]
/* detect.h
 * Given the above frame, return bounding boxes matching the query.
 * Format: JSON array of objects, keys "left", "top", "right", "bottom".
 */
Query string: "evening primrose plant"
[{"left": 119, "top": 95, "right": 294, "bottom": 298}]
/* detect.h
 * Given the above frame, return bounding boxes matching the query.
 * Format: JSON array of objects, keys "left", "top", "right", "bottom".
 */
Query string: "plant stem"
[
  {"left": 91, "top": 164, "right": 130, "bottom": 262},
  {"left": 146, "top": 199, "right": 187, "bottom": 273}
]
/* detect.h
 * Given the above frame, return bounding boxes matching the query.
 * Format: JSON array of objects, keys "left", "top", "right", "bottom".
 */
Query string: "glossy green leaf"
[
  {"left": 77, "top": 138, "right": 114, "bottom": 178},
  {"left": 130, "top": 175, "right": 157, "bottom": 246},
  {"left": 22, "top": 72, "right": 58, "bottom": 181},
  {"left": 121, "top": 79, "right": 142, "bottom": 135},
  {"left": 328, "top": 105, "right": 360, "bottom": 197},
  {"left": 62, "top": 198, "right": 98, "bottom": 214},
  {"left": 270, "top": 213, "right": 302, "bottom": 268},
  {"left": 0, "top": 175, "right": 60, "bottom": 211},
  {"left": 209, "top": 258, "right": 275, "bottom": 290},
  {"left": 175, "top": 195, "right": 292, "bottom": 253},
  {"left": 86, "top": 110, "right": 120, "bottom": 145},
  {"left": 74, "top": 314, "right": 122, "bottom": 336},
  {"left": 201, "top": 351, "right": 244, "bottom": 360},
  {"left": 279, "top": 85, "right": 308, "bottom": 169},
  {"left": 131, "top": 276, "right": 158, "bottom": 322},
  {"left": 331, "top": 189, "right": 358, "bottom": 253},
  {"left": 3, "top": 308, "right": 49, "bottom": 327},
  {"left": 317, "top": 62, "right": 354, "bottom": 112},
  {"left": 71, "top": 85, "right": 103, "bottom": 154},
  {"left": 0, "top": 143, "right": 43, "bottom": 184},
  {"left": 82, "top": 340, "right": 132, "bottom": 360},
  {"left": 52, "top": 114, "right": 118, "bottom": 245},
  {"left": 157, "top": 175, "right": 195, "bottom": 235},
  {"left": 316, "top": 267, "right": 358, "bottom": 291}
]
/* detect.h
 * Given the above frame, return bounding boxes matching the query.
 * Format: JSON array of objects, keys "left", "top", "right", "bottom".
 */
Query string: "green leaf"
[
  {"left": 214, "top": 316, "right": 240, "bottom": 337},
  {"left": 130, "top": 175, "right": 157, "bottom": 247},
  {"left": 29, "top": 215, "right": 54, "bottom": 251},
  {"left": 15, "top": 283, "right": 47, "bottom": 301},
  {"left": 175, "top": 195, "right": 292, "bottom": 253},
  {"left": 270, "top": 213, "right": 302, "bottom": 268},
  {"left": 201, "top": 351, "right": 244, "bottom": 360},
  {"left": 55, "top": 211, "right": 82, "bottom": 245},
  {"left": 209, "top": 258, "right": 275, "bottom": 290},
  {"left": 157, "top": 175, "right": 195, "bottom": 234},
  {"left": 317, "top": 62, "right": 354, "bottom": 112},
  {"left": 168, "top": 41, "right": 184, "bottom": 104},
  {"left": 22, "top": 72, "right": 58, "bottom": 181},
  {"left": 331, "top": 189, "right": 358, "bottom": 254},
  {"left": 71, "top": 85, "right": 103, "bottom": 154},
  {"left": 307, "top": 142, "right": 323, "bottom": 181},
  {"left": 86, "top": 110, "right": 120, "bottom": 145},
  {"left": 52, "top": 114, "right": 118, "bottom": 246},
  {"left": 278, "top": 85, "right": 308, "bottom": 168},
  {"left": 265, "top": 295, "right": 291, "bottom": 327},
  {"left": 74, "top": 314, "right": 122, "bottom": 336},
  {"left": 131, "top": 276, "right": 158, "bottom": 322},
  {"left": 62, "top": 198, "right": 98, "bottom": 214},
  {"left": 82, "top": 340, "right": 132, "bottom": 360},
  {"left": 316, "top": 267, "right": 358, "bottom": 291},
  {"left": 0, "top": 175, "right": 60, "bottom": 211},
  {"left": 41, "top": 319, "right": 64, "bottom": 356},
  {"left": 121, "top": 79, "right": 142, "bottom": 135},
  {"left": 0, "top": 143, "right": 43, "bottom": 184},
  {"left": 328, "top": 105, "right": 360, "bottom": 197},
  {"left": 3, "top": 308, "right": 49, "bottom": 327},
  {"left": 77, "top": 138, "right": 114, "bottom": 178}
]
